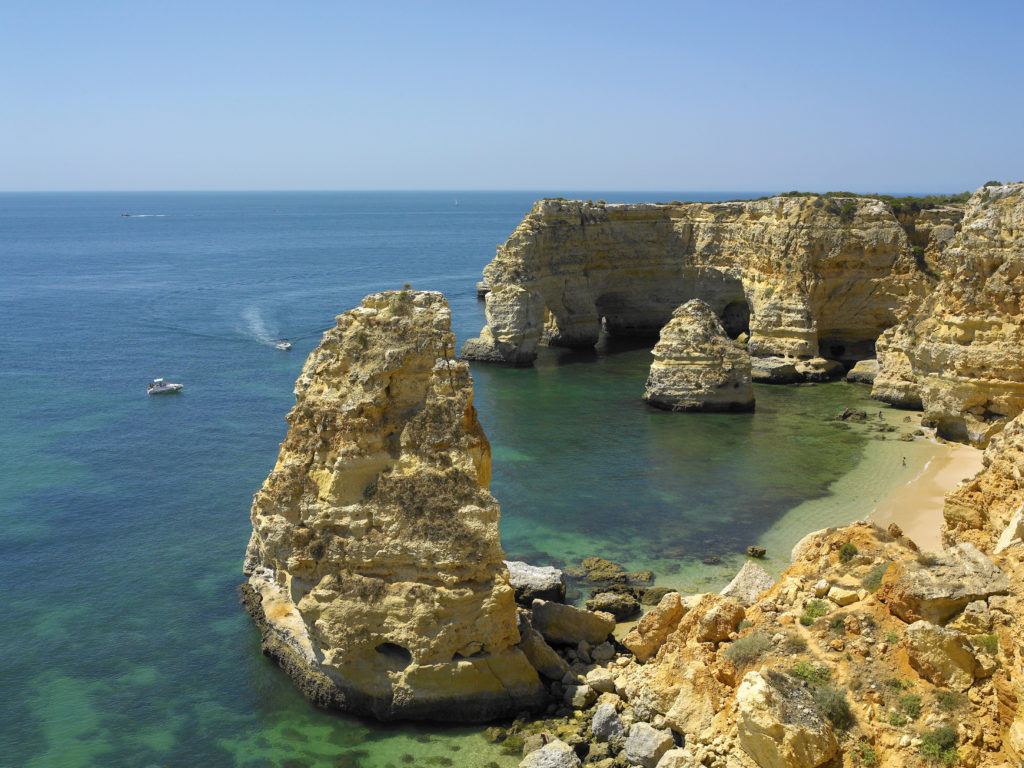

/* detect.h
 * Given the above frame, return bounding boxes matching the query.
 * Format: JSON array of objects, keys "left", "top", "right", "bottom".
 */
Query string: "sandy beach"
[{"left": 870, "top": 439, "right": 984, "bottom": 551}]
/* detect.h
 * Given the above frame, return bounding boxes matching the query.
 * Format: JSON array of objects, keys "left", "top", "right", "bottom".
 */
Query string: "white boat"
[
  {"left": 275, "top": 340, "right": 292, "bottom": 351},
  {"left": 147, "top": 378, "right": 183, "bottom": 395}
]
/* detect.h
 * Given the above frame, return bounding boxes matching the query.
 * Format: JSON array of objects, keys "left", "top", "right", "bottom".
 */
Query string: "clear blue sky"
[{"left": 2, "top": 1, "right": 1021, "bottom": 192}]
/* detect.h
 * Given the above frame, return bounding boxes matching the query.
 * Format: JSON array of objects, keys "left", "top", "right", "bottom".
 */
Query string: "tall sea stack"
[{"left": 242, "top": 290, "right": 545, "bottom": 722}]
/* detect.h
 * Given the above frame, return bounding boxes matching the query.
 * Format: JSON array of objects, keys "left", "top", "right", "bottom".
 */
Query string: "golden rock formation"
[
  {"left": 873, "top": 184, "right": 1024, "bottom": 445},
  {"left": 462, "top": 196, "right": 930, "bottom": 366},
  {"left": 242, "top": 290, "right": 545, "bottom": 721}
]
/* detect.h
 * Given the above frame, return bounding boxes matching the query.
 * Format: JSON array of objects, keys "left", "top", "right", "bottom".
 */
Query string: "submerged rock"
[
  {"left": 643, "top": 299, "right": 754, "bottom": 412},
  {"left": 242, "top": 290, "right": 545, "bottom": 722}
]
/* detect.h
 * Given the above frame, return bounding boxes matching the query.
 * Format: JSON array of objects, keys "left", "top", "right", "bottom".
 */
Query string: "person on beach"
[{"left": 902, "top": 457, "right": 906, "bottom": 466}]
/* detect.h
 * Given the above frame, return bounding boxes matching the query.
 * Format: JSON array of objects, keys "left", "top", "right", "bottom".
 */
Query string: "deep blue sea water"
[{"left": 0, "top": 191, "right": 880, "bottom": 767}]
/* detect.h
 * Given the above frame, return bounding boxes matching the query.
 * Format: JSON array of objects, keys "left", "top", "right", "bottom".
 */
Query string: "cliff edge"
[{"left": 462, "top": 196, "right": 931, "bottom": 366}]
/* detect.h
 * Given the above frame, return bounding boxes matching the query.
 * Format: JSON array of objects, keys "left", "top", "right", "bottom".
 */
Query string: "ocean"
[{"left": 1, "top": 191, "right": 890, "bottom": 767}]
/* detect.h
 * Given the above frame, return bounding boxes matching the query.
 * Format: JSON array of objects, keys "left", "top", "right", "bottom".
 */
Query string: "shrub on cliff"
[
  {"left": 838, "top": 542, "right": 858, "bottom": 563},
  {"left": 725, "top": 632, "right": 770, "bottom": 668},
  {"left": 812, "top": 684, "right": 853, "bottom": 730},
  {"left": 920, "top": 725, "right": 958, "bottom": 764}
]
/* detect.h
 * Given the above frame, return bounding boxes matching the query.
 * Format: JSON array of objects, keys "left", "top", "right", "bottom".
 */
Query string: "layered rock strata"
[
  {"left": 873, "top": 184, "right": 1024, "bottom": 445},
  {"left": 462, "top": 196, "right": 930, "bottom": 366},
  {"left": 242, "top": 290, "right": 545, "bottom": 721},
  {"left": 643, "top": 299, "right": 754, "bottom": 412}
]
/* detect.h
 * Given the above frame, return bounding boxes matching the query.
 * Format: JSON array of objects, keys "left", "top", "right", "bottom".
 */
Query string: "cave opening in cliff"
[
  {"left": 375, "top": 642, "right": 413, "bottom": 669},
  {"left": 720, "top": 300, "right": 750, "bottom": 339}
]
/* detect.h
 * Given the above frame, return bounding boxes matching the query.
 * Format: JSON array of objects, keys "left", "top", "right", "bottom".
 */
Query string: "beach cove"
[{"left": 0, "top": 191, "right": 990, "bottom": 768}]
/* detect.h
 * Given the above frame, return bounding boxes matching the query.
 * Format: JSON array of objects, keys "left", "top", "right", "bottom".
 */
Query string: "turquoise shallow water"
[{"left": 1, "top": 191, "right": 880, "bottom": 767}]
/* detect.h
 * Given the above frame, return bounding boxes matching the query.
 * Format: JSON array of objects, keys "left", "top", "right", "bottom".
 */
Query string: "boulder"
[
  {"left": 578, "top": 557, "right": 630, "bottom": 585},
  {"left": 623, "top": 723, "right": 675, "bottom": 768},
  {"left": 531, "top": 599, "right": 615, "bottom": 646},
  {"left": 586, "top": 590, "right": 641, "bottom": 620},
  {"left": 826, "top": 586, "right": 859, "bottom": 607},
  {"left": 564, "top": 684, "right": 597, "bottom": 709},
  {"left": 641, "top": 587, "right": 677, "bottom": 606},
  {"left": 591, "top": 701, "right": 625, "bottom": 742},
  {"left": 695, "top": 596, "right": 745, "bottom": 643},
  {"left": 736, "top": 671, "right": 839, "bottom": 768},
  {"left": 519, "top": 739, "right": 582, "bottom": 768},
  {"left": 506, "top": 561, "right": 567, "bottom": 604},
  {"left": 623, "top": 592, "right": 689, "bottom": 662},
  {"left": 750, "top": 357, "right": 801, "bottom": 384},
  {"left": 643, "top": 299, "right": 755, "bottom": 412},
  {"left": 947, "top": 600, "right": 992, "bottom": 635},
  {"left": 994, "top": 504, "right": 1024, "bottom": 553},
  {"left": 904, "top": 620, "right": 978, "bottom": 691},
  {"left": 585, "top": 667, "right": 617, "bottom": 694},
  {"left": 720, "top": 561, "right": 774, "bottom": 607},
  {"left": 746, "top": 545, "right": 767, "bottom": 558},
  {"left": 795, "top": 357, "right": 845, "bottom": 382},
  {"left": 654, "top": 749, "right": 698, "bottom": 768},
  {"left": 517, "top": 609, "right": 570, "bottom": 680},
  {"left": 879, "top": 542, "right": 1009, "bottom": 623},
  {"left": 846, "top": 358, "right": 879, "bottom": 384}
]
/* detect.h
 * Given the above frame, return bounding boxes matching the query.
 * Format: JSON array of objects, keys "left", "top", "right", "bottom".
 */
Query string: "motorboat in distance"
[
  {"left": 148, "top": 378, "right": 183, "bottom": 395},
  {"left": 275, "top": 340, "right": 292, "bottom": 351}
]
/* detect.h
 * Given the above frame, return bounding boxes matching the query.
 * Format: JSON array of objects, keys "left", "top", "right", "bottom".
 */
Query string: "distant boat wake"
[{"left": 121, "top": 213, "right": 167, "bottom": 217}]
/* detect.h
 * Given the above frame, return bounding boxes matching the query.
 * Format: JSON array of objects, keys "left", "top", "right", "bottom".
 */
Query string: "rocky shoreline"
[{"left": 242, "top": 183, "right": 1024, "bottom": 767}]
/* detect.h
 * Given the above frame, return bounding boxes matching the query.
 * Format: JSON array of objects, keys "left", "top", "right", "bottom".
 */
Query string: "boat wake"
[{"left": 242, "top": 306, "right": 277, "bottom": 346}]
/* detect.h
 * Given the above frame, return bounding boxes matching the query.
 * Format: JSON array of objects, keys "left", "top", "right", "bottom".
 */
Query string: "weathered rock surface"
[
  {"left": 794, "top": 357, "right": 845, "bottom": 382},
  {"left": 622, "top": 592, "right": 691, "bottom": 663},
  {"left": 873, "top": 184, "right": 1024, "bottom": 444},
  {"left": 517, "top": 610, "right": 570, "bottom": 681},
  {"left": 643, "top": 299, "right": 754, "bottom": 412},
  {"left": 736, "top": 671, "right": 839, "bottom": 768},
  {"left": 944, "top": 410, "right": 1024, "bottom": 550},
  {"left": 463, "top": 196, "right": 927, "bottom": 366},
  {"left": 242, "top": 290, "right": 544, "bottom": 721},
  {"left": 585, "top": 589, "right": 640, "bottom": 620},
  {"left": 623, "top": 723, "right": 675, "bottom": 768},
  {"left": 519, "top": 739, "right": 581, "bottom": 768},
  {"left": 846, "top": 358, "right": 879, "bottom": 384},
  {"left": 531, "top": 599, "right": 615, "bottom": 647},
  {"left": 591, "top": 701, "right": 624, "bottom": 741},
  {"left": 506, "top": 560, "right": 567, "bottom": 604},
  {"left": 720, "top": 561, "right": 774, "bottom": 607},
  {"left": 905, "top": 620, "right": 979, "bottom": 691},
  {"left": 750, "top": 357, "right": 802, "bottom": 384},
  {"left": 878, "top": 542, "right": 1009, "bottom": 623}
]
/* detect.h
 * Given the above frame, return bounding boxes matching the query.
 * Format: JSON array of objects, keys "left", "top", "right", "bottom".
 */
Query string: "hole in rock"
[{"left": 375, "top": 642, "right": 413, "bottom": 668}]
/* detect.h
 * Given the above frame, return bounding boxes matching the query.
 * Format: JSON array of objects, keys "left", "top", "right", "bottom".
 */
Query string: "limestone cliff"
[
  {"left": 462, "top": 196, "right": 928, "bottom": 366},
  {"left": 873, "top": 184, "right": 1024, "bottom": 445},
  {"left": 242, "top": 290, "right": 545, "bottom": 722},
  {"left": 944, "top": 410, "right": 1024, "bottom": 552},
  {"left": 643, "top": 299, "right": 754, "bottom": 412},
  {"left": 506, "top": 522, "right": 1019, "bottom": 768}
]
